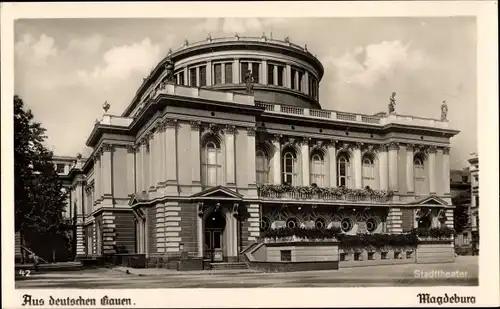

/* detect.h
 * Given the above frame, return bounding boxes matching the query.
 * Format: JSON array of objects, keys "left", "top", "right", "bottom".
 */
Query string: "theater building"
[{"left": 62, "top": 36, "right": 459, "bottom": 267}]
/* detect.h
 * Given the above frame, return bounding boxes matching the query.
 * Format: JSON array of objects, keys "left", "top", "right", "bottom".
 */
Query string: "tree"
[
  {"left": 14, "top": 95, "right": 70, "bottom": 261},
  {"left": 452, "top": 189, "right": 471, "bottom": 234}
]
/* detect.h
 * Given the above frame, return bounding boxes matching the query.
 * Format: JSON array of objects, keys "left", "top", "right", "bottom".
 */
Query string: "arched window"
[
  {"left": 414, "top": 156, "right": 425, "bottom": 194},
  {"left": 362, "top": 155, "right": 375, "bottom": 188},
  {"left": 256, "top": 150, "right": 269, "bottom": 184},
  {"left": 282, "top": 150, "right": 297, "bottom": 185},
  {"left": 337, "top": 154, "right": 350, "bottom": 187},
  {"left": 310, "top": 153, "right": 325, "bottom": 186},
  {"left": 201, "top": 140, "right": 222, "bottom": 187}
]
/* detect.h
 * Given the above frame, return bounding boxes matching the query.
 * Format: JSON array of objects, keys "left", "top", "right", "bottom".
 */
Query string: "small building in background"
[
  {"left": 451, "top": 167, "right": 472, "bottom": 254},
  {"left": 468, "top": 152, "right": 479, "bottom": 255}
]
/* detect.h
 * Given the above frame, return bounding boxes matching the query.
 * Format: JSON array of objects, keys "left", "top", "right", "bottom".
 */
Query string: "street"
[{"left": 16, "top": 256, "right": 478, "bottom": 288}]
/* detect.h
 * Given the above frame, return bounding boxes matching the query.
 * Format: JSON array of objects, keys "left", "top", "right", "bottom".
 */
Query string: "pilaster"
[
  {"left": 206, "top": 61, "right": 212, "bottom": 86},
  {"left": 101, "top": 143, "right": 114, "bottom": 206},
  {"left": 165, "top": 202, "right": 182, "bottom": 253},
  {"left": 285, "top": 64, "right": 292, "bottom": 88},
  {"left": 428, "top": 146, "right": 437, "bottom": 194},
  {"left": 261, "top": 59, "right": 268, "bottom": 84},
  {"left": 328, "top": 141, "right": 337, "bottom": 188},
  {"left": 126, "top": 145, "right": 136, "bottom": 196},
  {"left": 271, "top": 135, "right": 281, "bottom": 185},
  {"left": 196, "top": 203, "right": 203, "bottom": 258},
  {"left": 148, "top": 131, "right": 156, "bottom": 192},
  {"left": 156, "top": 202, "right": 166, "bottom": 253},
  {"left": 387, "top": 207, "right": 403, "bottom": 233},
  {"left": 353, "top": 143, "right": 362, "bottom": 189},
  {"left": 300, "top": 137, "right": 310, "bottom": 186},
  {"left": 156, "top": 120, "right": 167, "bottom": 188},
  {"left": 304, "top": 71, "right": 310, "bottom": 95},
  {"left": 164, "top": 119, "right": 178, "bottom": 194},
  {"left": 388, "top": 142, "right": 399, "bottom": 192},
  {"left": 442, "top": 147, "right": 451, "bottom": 195},
  {"left": 233, "top": 58, "right": 240, "bottom": 84},
  {"left": 246, "top": 127, "right": 257, "bottom": 197},
  {"left": 225, "top": 125, "right": 236, "bottom": 186},
  {"left": 406, "top": 144, "right": 415, "bottom": 193},
  {"left": 190, "top": 121, "right": 202, "bottom": 193}
]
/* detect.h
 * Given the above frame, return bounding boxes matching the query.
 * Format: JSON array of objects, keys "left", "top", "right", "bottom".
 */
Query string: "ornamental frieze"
[
  {"left": 246, "top": 126, "right": 256, "bottom": 136},
  {"left": 442, "top": 147, "right": 450, "bottom": 155},
  {"left": 224, "top": 125, "right": 237, "bottom": 135},
  {"left": 190, "top": 121, "right": 201, "bottom": 131},
  {"left": 387, "top": 141, "right": 400, "bottom": 150}
]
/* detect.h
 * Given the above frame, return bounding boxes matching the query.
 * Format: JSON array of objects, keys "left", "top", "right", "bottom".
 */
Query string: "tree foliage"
[
  {"left": 14, "top": 95, "right": 69, "bottom": 235},
  {"left": 452, "top": 189, "right": 471, "bottom": 233}
]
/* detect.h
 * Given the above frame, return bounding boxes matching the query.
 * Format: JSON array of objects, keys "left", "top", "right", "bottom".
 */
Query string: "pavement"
[{"left": 15, "top": 256, "right": 478, "bottom": 288}]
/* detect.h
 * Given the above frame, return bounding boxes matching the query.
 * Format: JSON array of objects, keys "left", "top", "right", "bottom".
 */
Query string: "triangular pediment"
[
  {"left": 191, "top": 185, "right": 243, "bottom": 199},
  {"left": 410, "top": 195, "right": 448, "bottom": 206}
]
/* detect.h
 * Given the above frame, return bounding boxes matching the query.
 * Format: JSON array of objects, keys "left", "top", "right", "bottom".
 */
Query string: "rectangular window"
[
  {"left": 381, "top": 252, "right": 388, "bottom": 260},
  {"left": 394, "top": 251, "right": 401, "bottom": 259},
  {"left": 280, "top": 250, "right": 292, "bottom": 262},
  {"left": 252, "top": 63, "right": 260, "bottom": 84},
  {"left": 56, "top": 164, "right": 65, "bottom": 173},
  {"left": 224, "top": 63, "right": 233, "bottom": 84},
  {"left": 354, "top": 252, "right": 361, "bottom": 261},
  {"left": 406, "top": 251, "right": 413, "bottom": 259},
  {"left": 340, "top": 253, "right": 346, "bottom": 261},
  {"left": 199, "top": 66, "right": 206, "bottom": 87},
  {"left": 267, "top": 64, "right": 274, "bottom": 85},
  {"left": 368, "top": 252, "right": 375, "bottom": 260},
  {"left": 178, "top": 72, "right": 185, "bottom": 85},
  {"left": 213, "top": 64, "right": 222, "bottom": 85},
  {"left": 291, "top": 68, "right": 296, "bottom": 89},
  {"left": 189, "top": 68, "right": 197, "bottom": 86},
  {"left": 241, "top": 62, "right": 249, "bottom": 83},
  {"left": 298, "top": 71, "right": 303, "bottom": 92}
]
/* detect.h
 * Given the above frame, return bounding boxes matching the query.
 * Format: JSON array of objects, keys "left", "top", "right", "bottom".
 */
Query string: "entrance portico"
[{"left": 193, "top": 186, "right": 246, "bottom": 263}]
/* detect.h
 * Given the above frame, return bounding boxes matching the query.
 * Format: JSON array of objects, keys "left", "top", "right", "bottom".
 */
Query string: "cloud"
[
  {"left": 77, "top": 38, "right": 161, "bottom": 83},
  {"left": 15, "top": 33, "right": 58, "bottom": 66},
  {"left": 66, "top": 34, "right": 103, "bottom": 54},
  {"left": 330, "top": 40, "right": 427, "bottom": 88}
]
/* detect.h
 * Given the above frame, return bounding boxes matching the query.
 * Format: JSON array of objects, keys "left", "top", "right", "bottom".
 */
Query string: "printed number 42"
[{"left": 19, "top": 270, "right": 31, "bottom": 277}]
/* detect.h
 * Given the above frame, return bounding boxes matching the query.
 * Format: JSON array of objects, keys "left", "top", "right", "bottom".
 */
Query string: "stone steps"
[{"left": 209, "top": 262, "right": 248, "bottom": 270}]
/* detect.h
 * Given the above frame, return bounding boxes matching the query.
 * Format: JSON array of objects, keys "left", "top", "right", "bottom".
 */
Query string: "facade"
[
  {"left": 468, "top": 152, "right": 479, "bottom": 254},
  {"left": 59, "top": 36, "right": 459, "bottom": 267}
]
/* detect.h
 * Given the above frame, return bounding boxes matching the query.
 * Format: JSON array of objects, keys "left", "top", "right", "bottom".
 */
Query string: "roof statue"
[
  {"left": 165, "top": 58, "right": 175, "bottom": 82},
  {"left": 167, "top": 48, "right": 172, "bottom": 56},
  {"left": 284, "top": 36, "right": 290, "bottom": 43},
  {"left": 388, "top": 92, "right": 396, "bottom": 114},
  {"left": 261, "top": 32, "right": 267, "bottom": 41},
  {"left": 234, "top": 32, "right": 240, "bottom": 40},
  {"left": 245, "top": 70, "right": 255, "bottom": 94},
  {"left": 102, "top": 101, "right": 110, "bottom": 113},
  {"left": 76, "top": 152, "right": 82, "bottom": 160},
  {"left": 304, "top": 44, "right": 308, "bottom": 52},
  {"left": 206, "top": 33, "right": 212, "bottom": 42},
  {"left": 184, "top": 39, "right": 189, "bottom": 47},
  {"left": 441, "top": 100, "right": 448, "bottom": 121}
]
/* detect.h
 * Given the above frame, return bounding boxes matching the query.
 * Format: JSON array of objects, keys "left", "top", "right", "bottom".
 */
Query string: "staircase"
[{"left": 209, "top": 262, "right": 249, "bottom": 270}]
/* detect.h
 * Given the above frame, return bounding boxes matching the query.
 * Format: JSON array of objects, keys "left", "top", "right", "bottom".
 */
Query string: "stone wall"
[{"left": 416, "top": 240, "right": 455, "bottom": 264}]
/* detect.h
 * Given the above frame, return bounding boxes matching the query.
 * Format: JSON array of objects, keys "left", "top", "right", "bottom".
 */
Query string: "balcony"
[{"left": 257, "top": 184, "right": 393, "bottom": 203}]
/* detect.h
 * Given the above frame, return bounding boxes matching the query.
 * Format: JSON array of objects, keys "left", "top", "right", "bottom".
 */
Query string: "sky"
[{"left": 14, "top": 17, "right": 477, "bottom": 169}]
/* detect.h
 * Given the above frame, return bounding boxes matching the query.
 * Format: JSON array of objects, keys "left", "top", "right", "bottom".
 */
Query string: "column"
[
  {"left": 442, "top": 147, "right": 451, "bottom": 195},
  {"left": 328, "top": 141, "right": 337, "bottom": 187},
  {"left": 261, "top": 60, "right": 268, "bottom": 85},
  {"left": 157, "top": 121, "right": 166, "bottom": 187},
  {"left": 271, "top": 136, "right": 281, "bottom": 185},
  {"left": 225, "top": 125, "right": 236, "bottom": 185},
  {"left": 164, "top": 119, "right": 178, "bottom": 194},
  {"left": 304, "top": 71, "right": 310, "bottom": 95},
  {"left": 206, "top": 61, "right": 212, "bottom": 86},
  {"left": 101, "top": 143, "right": 113, "bottom": 205},
  {"left": 140, "top": 140, "right": 147, "bottom": 192},
  {"left": 428, "top": 146, "right": 437, "bottom": 194},
  {"left": 406, "top": 144, "right": 414, "bottom": 193},
  {"left": 135, "top": 144, "right": 142, "bottom": 193},
  {"left": 388, "top": 142, "right": 399, "bottom": 192},
  {"left": 183, "top": 67, "right": 188, "bottom": 86},
  {"left": 301, "top": 138, "right": 310, "bottom": 186},
  {"left": 294, "top": 70, "right": 299, "bottom": 90},
  {"left": 286, "top": 64, "right": 292, "bottom": 88},
  {"left": 230, "top": 208, "right": 238, "bottom": 261},
  {"left": 353, "top": 143, "right": 362, "bottom": 189},
  {"left": 378, "top": 145, "right": 389, "bottom": 190},
  {"left": 221, "top": 63, "right": 226, "bottom": 84},
  {"left": 190, "top": 121, "right": 201, "bottom": 190},
  {"left": 195, "top": 67, "right": 200, "bottom": 87},
  {"left": 197, "top": 204, "right": 203, "bottom": 257},
  {"left": 273, "top": 66, "right": 278, "bottom": 86},
  {"left": 93, "top": 155, "right": 101, "bottom": 202},
  {"left": 247, "top": 127, "right": 257, "bottom": 195},
  {"left": 233, "top": 58, "right": 240, "bottom": 84}
]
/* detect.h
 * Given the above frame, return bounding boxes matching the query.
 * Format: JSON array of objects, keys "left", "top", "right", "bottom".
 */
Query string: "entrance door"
[{"left": 204, "top": 212, "right": 226, "bottom": 262}]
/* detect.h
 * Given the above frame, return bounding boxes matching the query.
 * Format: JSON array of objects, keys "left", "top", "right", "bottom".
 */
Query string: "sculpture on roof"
[
  {"left": 234, "top": 33, "right": 240, "bottom": 40},
  {"left": 102, "top": 101, "right": 110, "bottom": 113},
  {"left": 76, "top": 152, "right": 82, "bottom": 160},
  {"left": 207, "top": 33, "right": 212, "bottom": 41},
  {"left": 184, "top": 39, "right": 189, "bottom": 47},
  {"left": 388, "top": 92, "right": 396, "bottom": 114},
  {"left": 164, "top": 58, "right": 175, "bottom": 82},
  {"left": 441, "top": 100, "right": 448, "bottom": 121},
  {"left": 284, "top": 36, "right": 290, "bottom": 43},
  {"left": 304, "top": 44, "right": 308, "bottom": 52},
  {"left": 245, "top": 70, "right": 254, "bottom": 94},
  {"left": 167, "top": 48, "right": 172, "bottom": 56}
]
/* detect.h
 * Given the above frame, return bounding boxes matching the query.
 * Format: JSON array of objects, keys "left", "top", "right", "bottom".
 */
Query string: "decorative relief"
[
  {"left": 352, "top": 142, "right": 364, "bottom": 150},
  {"left": 427, "top": 145, "right": 437, "bottom": 154},
  {"left": 190, "top": 121, "right": 202, "bottom": 131},
  {"left": 387, "top": 142, "right": 400, "bottom": 150},
  {"left": 442, "top": 147, "right": 450, "bottom": 155},
  {"left": 126, "top": 145, "right": 136, "bottom": 153},
  {"left": 246, "top": 126, "right": 256, "bottom": 136},
  {"left": 164, "top": 118, "right": 178, "bottom": 128},
  {"left": 406, "top": 143, "right": 417, "bottom": 150},
  {"left": 224, "top": 125, "right": 237, "bottom": 135},
  {"left": 156, "top": 119, "right": 167, "bottom": 132},
  {"left": 270, "top": 134, "right": 283, "bottom": 143},
  {"left": 101, "top": 143, "right": 114, "bottom": 153}
]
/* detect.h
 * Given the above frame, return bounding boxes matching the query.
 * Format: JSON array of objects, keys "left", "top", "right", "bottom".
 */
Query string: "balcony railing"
[{"left": 257, "top": 185, "right": 392, "bottom": 203}]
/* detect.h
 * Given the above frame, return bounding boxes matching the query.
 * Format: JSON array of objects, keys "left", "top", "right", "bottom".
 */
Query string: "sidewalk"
[{"left": 111, "top": 266, "right": 262, "bottom": 276}]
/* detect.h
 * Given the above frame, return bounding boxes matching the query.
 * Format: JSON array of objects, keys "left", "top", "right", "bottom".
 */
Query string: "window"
[
  {"left": 189, "top": 68, "right": 197, "bottom": 86},
  {"left": 178, "top": 72, "right": 185, "bottom": 85},
  {"left": 201, "top": 140, "right": 222, "bottom": 187},
  {"left": 368, "top": 252, "right": 375, "bottom": 260},
  {"left": 241, "top": 62, "right": 249, "bottom": 82},
  {"left": 260, "top": 217, "right": 271, "bottom": 232},
  {"left": 462, "top": 176, "right": 468, "bottom": 183},
  {"left": 286, "top": 217, "right": 299, "bottom": 228},
  {"left": 252, "top": 63, "right": 260, "bottom": 84},
  {"left": 414, "top": 156, "right": 425, "bottom": 194},
  {"left": 341, "top": 217, "right": 354, "bottom": 233},
  {"left": 366, "top": 218, "right": 378, "bottom": 233},
  {"left": 340, "top": 253, "right": 346, "bottom": 261},
  {"left": 406, "top": 251, "right": 413, "bottom": 259},
  {"left": 277, "top": 65, "right": 284, "bottom": 86},
  {"left": 280, "top": 250, "right": 292, "bottom": 262},
  {"left": 256, "top": 150, "right": 269, "bottom": 184},
  {"left": 394, "top": 251, "right": 401, "bottom": 259},
  {"left": 309, "top": 76, "right": 318, "bottom": 99},
  {"left": 225, "top": 63, "right": 233, "bottom": 84},
  {"left": 199, "top": 66, "right": 206, "bottom": 87},
  {"left": 56, "top": 164, "right": 65, "bottom": 173},
  {"left": 213, "top": 64, "right": 222, "bottom": 85},
  {"left": 310, "top": 153, "right": 325, "bottom": 187},
  {"left": 282, "top": 150, "right": 297, "bottom": 185},
  {"left": 354, "top": 252, "right": 361, "bottom": 261},
  {"left": 267, "top": 64, "right": 274, "bottom": 85},
  {"left": 337, "top": 155, "right": 350, "bottom": 187},
  {"left": 362, "top": 156, "right": 375, "bottom": 188},
  {"left": 381, "top": 252, "right": 388, "bottom": 260}
]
